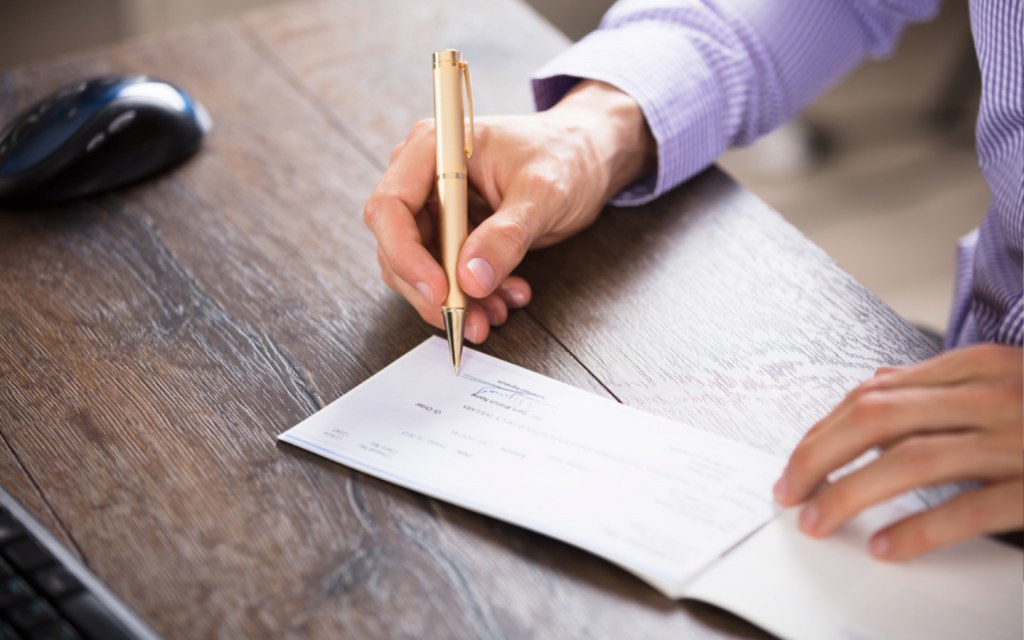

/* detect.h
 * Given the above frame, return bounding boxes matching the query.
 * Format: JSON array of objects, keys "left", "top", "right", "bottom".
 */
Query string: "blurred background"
[{"left": 0, "top": 0, "right": 985, "bottom": 335}]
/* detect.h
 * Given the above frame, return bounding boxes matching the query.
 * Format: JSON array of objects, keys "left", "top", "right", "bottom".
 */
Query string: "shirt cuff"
[{"left": 531, "top": 24, "right": 723, "bottom": 207}]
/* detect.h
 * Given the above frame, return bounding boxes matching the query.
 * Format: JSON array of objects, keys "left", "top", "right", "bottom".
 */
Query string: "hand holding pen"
[{"left": 363, "top": 77, "right": 655, "bottom": 347}]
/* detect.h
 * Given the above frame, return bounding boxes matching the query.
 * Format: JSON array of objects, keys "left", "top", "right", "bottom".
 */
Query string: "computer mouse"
[{"left": 0, "top": 74, "right": 212, "bottom": 208}]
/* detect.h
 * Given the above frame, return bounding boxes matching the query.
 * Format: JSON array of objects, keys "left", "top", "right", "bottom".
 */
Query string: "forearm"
[{"left": 532, "top": 0, "right": 941, "bottom": 205}]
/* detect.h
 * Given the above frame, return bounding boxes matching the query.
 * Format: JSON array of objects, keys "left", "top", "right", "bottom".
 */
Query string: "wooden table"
[{"left": 0, "top": 0, "right": 945, "bottom": 637}]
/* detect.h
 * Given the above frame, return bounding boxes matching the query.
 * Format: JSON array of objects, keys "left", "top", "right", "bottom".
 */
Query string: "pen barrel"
[
  {"left": 437, "top": 175, "right": 468, "bottom": 309},
  {"left": 433, "top": 49, "right": 468, "bottom": 310}
]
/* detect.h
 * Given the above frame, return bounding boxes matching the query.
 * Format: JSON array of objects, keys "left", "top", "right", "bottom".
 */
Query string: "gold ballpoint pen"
[{"left": 432, "top": 49, "right": 474, "bottom": 375}]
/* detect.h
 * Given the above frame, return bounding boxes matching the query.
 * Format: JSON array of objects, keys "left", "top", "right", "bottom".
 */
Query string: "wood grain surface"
[{"left": 0, "top": 0, "right": 975, "bottom": 638}]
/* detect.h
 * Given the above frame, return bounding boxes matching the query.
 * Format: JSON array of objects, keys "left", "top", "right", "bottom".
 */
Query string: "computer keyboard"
[{"left": 0, "top": 485, "right": 160, "bottom": 640}]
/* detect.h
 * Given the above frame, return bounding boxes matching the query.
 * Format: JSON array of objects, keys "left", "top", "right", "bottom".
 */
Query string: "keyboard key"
[
  {"left": 58, "top": 593, "right": 135, "bottom": 640},
  {"left": 0, "top": 514, "right": 25, "bottom": 546},
  {"left": 1, "top": 490, "right": 157, "bottom": 640},
  {"left": 28, "top": 621, "right": 81, "bottom": 640},
  {"left": 0, "top": 576, "right": 33, "bottom": 608},
  {"left": 7, "top": 599, "right": 57, "bottom": 631},
  {"left": 0, "top": 621, "right": 21, "bottom": 640},
  {"left": 30, "top": 568, "right": 80, "bottom": 602},
  {"left": 3, "top": 541, "right": 52, "bottom": 574}
]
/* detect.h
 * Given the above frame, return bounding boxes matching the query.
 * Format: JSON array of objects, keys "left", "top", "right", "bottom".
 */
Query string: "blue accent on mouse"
[{"left": 0, "top": 75, "right": 211, "bottom": 207}]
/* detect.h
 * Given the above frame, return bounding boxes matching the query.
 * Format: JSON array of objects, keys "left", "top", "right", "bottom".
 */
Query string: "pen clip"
[{"left": 459, "top": 60, "right": 474, "bottom": 159}]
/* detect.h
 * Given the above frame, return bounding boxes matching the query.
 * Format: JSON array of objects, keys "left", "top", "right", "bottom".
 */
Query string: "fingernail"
[
  {"left": 465, "top": 323, "right": 479, "bottom": 344},
  {"left": 870, "top": 534, "right": 891, "bottom": 559},
  {"left": 799, "top": 504, "right": 820, "bottom": 532},
  {"left": 773, "top": 475, "right": 788, "bottom": 501},
  {"left": 415, "top": 281, "right": 433, "bottom": 304},
  {"left": 467, "top": 257, "right": 496, "bottom": 292}
]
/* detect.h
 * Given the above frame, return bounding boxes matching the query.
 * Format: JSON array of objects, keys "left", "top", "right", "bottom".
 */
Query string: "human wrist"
[{"left": 546, "top": 80, "right": 656, "bottom": 201}]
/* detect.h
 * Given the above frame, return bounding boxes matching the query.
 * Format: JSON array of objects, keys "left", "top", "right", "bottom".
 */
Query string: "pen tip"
[{"left": 442, "top": 308, "right": 466, "bottom": 376}]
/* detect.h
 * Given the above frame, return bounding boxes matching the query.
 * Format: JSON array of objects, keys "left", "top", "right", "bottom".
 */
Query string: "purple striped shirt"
[{"left": 532, "top": 0, "right": 1023, "bottom": 348}]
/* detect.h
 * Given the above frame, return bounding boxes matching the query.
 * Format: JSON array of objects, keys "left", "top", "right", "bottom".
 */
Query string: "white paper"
[
  {"left": 684, "top": 499, "right": 1024, "bottom": 640},
  {"left": 280, "top": 337, "right": 784, "bottom": 595}
]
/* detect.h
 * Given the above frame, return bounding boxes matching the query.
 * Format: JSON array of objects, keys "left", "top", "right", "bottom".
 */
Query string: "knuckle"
[
  {"left": 546, "top": 175, "right": 571, "bottom": 202},
  {"left": 787, "top": 447, "right": 812, "bottom": 476},
  {"left": 979, "top": 343, "right": 1021, "bottom": 372},
  {"left": 849, "top": 379, "right": 879, "bottom": 399},
  {"left": 411, "top": 118, "right": 434, "bottom": 138},
  {"left": 849, "top": 391, "right": 888, "bottom": 429},
  {"left": 908, "top": 522, "right": 936, "bottom": 552},
  {"left": 389, "top": 140, "right": 406, "bottom": 163},
  {"left": 825, "top": 484, "right": 854, "bottom": 513},
  {"left": 529, "top": 168, "right": 569, "bottom": 202},
  {"left": 994, "top": 380, "right": 1023, "bottom": 407},
  {"left": 363, "top": 196, "right": 384, "bottom": 228},
  {"left": 472, "top": 120, "right": 492, "bottom": 150},
  {"left": 893, "top": 439, "right": 935, "bottom": 477},
  {"left": 982, "top": 343, "right": 1007, "bottom": 360},
  {"left": 961, "top": 500, "right": 989, "bottom": 534}
]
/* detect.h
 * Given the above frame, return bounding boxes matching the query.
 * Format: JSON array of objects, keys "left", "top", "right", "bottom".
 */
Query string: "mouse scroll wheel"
[
  {"left": 86, "top": 132, "right": 106, "bottom": 153},
  {"left": 107, "top": 110, "right": 136, "bottom": 135}
]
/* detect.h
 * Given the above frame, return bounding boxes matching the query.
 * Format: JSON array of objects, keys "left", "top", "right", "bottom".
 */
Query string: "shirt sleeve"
[{"left": 532, "top": 0, "right": 940, "bottom": 206}]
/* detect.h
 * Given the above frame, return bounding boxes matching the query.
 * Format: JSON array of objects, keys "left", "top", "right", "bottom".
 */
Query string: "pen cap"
[
  {"left": 432, "top": 49, "right": 468, "bottom": 175},
  {"left": 432, "top": 49, "right": 460, "bottom": 66}
]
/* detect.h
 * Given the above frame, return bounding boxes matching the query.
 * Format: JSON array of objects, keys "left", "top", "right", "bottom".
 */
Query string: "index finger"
[
  {"left": 873, "top": 344, "right": 1023, "bottom": 389},
  {"left": 363, "top": 122, "right": 447, "bottom": 303}
]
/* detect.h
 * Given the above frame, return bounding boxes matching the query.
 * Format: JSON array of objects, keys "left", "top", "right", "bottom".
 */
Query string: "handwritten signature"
[{"left": 461, "top": 374, "right": 552, "bottom": 418}]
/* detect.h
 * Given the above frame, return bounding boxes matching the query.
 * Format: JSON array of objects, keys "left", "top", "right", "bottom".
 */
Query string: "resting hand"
[
  {"left": 363, "top": 80, "right": 655, "bottom": 343},
  {"left": 774, "top": 344, "right": 1023, "bottom": 560}
]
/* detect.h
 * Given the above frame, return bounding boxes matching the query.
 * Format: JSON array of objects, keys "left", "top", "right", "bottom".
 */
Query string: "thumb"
[{"left": 457, "top": 200, "right": 543, "bottom": 298}]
